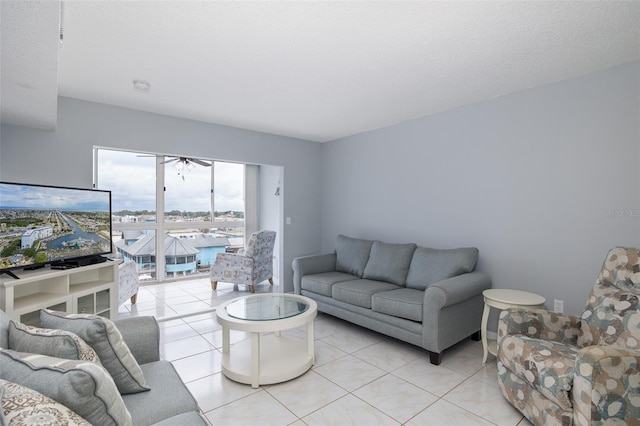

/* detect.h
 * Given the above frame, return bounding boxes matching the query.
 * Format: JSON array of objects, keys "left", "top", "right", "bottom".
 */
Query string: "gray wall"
[
  {"left": 0, "top": 97, "right": 323, "bottom": 292},
  {"left": 321, "top": 61, "right": 640, "bottom": 317}
]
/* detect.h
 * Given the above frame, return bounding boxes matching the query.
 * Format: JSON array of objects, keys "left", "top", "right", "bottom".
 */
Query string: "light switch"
[{"left": 286, "top": 217, "right": 292, "bottom": 225}]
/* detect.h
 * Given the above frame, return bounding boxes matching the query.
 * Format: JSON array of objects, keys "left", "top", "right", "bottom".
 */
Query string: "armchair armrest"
[
  {"left": 424, "top": 271, "right": 491, "bottom": 310},
  {"left": 292, "top": 253, "right": 337, "bottom": 294},
  {"left": 573, "top": 346, "right": 640, "bottom": 424},
  {"left": 497, "top": 308, "right": 580, "bottom": 346},
  {"left": 114, "top": 316, "right": 160, "bottom": 365}
]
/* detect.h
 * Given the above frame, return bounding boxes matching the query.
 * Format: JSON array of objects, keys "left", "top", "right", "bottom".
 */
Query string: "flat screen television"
[{"left": 0, "top": 182, "right": 112, "bottom": 277}]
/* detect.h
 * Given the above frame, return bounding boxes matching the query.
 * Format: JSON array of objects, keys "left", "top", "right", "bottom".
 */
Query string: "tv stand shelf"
[{"left": 0, "top": 261, "right": 119, "bottom": 326}]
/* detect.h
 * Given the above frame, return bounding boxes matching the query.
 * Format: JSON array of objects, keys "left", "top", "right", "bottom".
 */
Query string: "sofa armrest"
[
  {"left": 573, "top": 346, "right": 640, "bottom": 424},
  {"left": 114, "top": 316, "right": 160, "bottom": 365},
  {"left": 423, "top": 271, "right": 491, "bottom": 310},
  {"left": 292, "top": 253, "right": 337, "bottom": 294},
  {"left": 497, "top": 308, "right": 580, "bottom": 346}
]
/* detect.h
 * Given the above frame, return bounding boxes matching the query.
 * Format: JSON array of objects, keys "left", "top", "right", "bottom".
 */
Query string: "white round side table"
[{"left": 481, "top": 289, "right": 545, "bottom": 363}]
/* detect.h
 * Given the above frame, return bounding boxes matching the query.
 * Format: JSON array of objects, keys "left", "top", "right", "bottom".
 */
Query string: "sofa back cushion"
[
  {"left": 40, "top": 309, "right": 150, "bottom": 394},
  {"left": 577, "top": 247, "right": 640, "bottom": 350},
  {"left": 406, "top": 247, "right": 479, "bottom": 290},
  {"left": 363, "top": 242, "right": 417, "bottom": 285},
  {"left": 335, "top": 235, "right": 374, "bottom": 277}
]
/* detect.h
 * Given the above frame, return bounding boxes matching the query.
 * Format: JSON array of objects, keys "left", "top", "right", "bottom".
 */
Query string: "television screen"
[{"left": 0, "top": 182, "right": 112, "bottom": 272}]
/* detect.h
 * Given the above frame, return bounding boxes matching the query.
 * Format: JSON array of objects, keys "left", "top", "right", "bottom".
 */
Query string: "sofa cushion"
[
  {"left": 40, "top": 309, "right": 149, "bottom": 394},
  {"left": 124, "top": 360, "right": 200, "bottom": 426},
  {"left": 363, "top": 241, "right": 417, "bottom": 285},
  {"left": 332, "top": 279, "right": 401, "bottom": 309},
  {"left": 406, "top": 247, "right": 478, "bottom": 290},
  {"left": 301, "top": 271, "right": 357, "bottom": 297},
  {"left": 0, "top": 349, "right": 132, "bottom": 426},
  {"left": 8, "top": 321, "right": 101, "bottom": 364},
  {"left": 0, "top": 378, "right": 91, "bottom": 426},
  {"left": 335, "top": 235, "right": 375, "bottom": 277},
  {"left": 371, "top": 288, "right": 424, "bottom": 322},
  {"left": 498, "top": 335, "right": 578, "bottom": 410}
]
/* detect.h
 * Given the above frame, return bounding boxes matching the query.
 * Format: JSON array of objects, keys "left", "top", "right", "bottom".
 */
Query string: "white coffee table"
[
  {"left": 216, "top": 293, "right": 317, "bottom": 388},
  {"left": 481, "top": 289, "right": 545, "bottom": 363}
]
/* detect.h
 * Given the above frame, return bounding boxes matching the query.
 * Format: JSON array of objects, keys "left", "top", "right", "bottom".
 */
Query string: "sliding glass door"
[{"left": 94, "top": 148, "right": 249, "bottom": 282}]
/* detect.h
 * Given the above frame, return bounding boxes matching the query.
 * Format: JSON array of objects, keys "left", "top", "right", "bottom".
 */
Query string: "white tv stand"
[{"left": 0, "top": 261, "right": 119, "bottom": 326}]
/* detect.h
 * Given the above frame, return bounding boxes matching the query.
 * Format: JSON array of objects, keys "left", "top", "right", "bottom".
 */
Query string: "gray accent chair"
[{"left": 293, "top": 235, "right": 491, "bottom": 365}]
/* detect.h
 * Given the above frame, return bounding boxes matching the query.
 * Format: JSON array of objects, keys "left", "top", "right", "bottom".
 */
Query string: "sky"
[
  {"left": 96, "top": 149, "right": 244, "bottom": 213},
  {"left": 0, "top": 183, "right": 110, "bottom": 211}
]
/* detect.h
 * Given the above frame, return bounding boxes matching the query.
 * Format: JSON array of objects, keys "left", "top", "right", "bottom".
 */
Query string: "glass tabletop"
[{"left": 225, "top": 295, "right": 310, "bottom": 321}]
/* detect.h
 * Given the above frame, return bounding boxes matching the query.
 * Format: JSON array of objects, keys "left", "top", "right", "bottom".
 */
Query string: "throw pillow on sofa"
[
  {"left": 1, "top": 379, "right": 91, "bottom": 426},
  {"left": 40, "top": 309, "right": 149, "bottom": 394},
  {"left": 0, "top": 350, "right": 132, "bottom": 426},
  {"left": 335, "top": 235, "right": 374, "bottom": 277},
  {"left": 8, "top": 321, "right": 101, "bottom": 364}
]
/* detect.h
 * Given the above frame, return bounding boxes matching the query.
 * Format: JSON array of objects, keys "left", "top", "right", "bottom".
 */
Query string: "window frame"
[{"left": 93, "top": 147, "right": 253, "bottom": 283}]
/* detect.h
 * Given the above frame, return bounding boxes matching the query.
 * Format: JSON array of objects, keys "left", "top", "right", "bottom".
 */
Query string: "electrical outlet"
[{"left": 553, "top": 299, "right": 564, "bottom": 313}]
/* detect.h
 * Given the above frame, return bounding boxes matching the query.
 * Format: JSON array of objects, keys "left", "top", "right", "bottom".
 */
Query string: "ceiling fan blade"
[
  {"left": 161, "top": 158, "right": 179, "bottom": 164},
  {"left": 188, "top": 158, "right": 211, "bottom": 167}
]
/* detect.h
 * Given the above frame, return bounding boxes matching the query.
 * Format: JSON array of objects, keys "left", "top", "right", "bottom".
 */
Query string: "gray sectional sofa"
[
  {"left": 0, "top": 309, "right": 208, "bottom": 425},
  {"left": 292, "top": 235, "right": 491, "bottom": 364}
]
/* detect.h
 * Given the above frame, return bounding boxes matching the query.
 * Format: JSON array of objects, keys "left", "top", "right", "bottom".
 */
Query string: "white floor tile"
[
  {"left": 407, "top": 399, "right": 495, "bottom": 425},
  {"left": 313, "top": 354, "right": 386, "bottom": 392},
  {"left": 353, "top": 374, "right": 438, "bottom": 424},
  {"left": 443, "top": 377, "right": 524, "bottom": 426},
  {"left": 392, "top": 356, "right": 468, "bottom": 396},
  {"left": 302, "top": 394, "right": 399, "bottom": 426},
  {"left": 265, "top": 370, "right": 347, "bottom": 418},
  {"left": 205, "top": 390, "right": 297, "bottom": 426}
]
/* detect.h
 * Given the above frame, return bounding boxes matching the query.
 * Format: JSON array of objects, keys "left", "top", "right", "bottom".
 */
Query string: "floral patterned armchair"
[
  {"left": 497, "top": 247, "right": 640, "bottom": 425},
  {"left": 210, "top": 230, "right": 276, "bottom": 293},
  {"left": 118, "top": 260, "right": 139, "bottom": 305}
]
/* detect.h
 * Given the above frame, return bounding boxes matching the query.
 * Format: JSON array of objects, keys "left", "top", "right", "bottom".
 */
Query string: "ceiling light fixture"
[{"left": 133, "top": 79, "right": 151, "bottom": 92}]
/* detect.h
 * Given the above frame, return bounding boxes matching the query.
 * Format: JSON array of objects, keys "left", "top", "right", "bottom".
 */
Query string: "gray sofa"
[
  {"left": 0, "top": 309, "right": 208, "bottom": 425},
  {"left": 292, "top": 235, "right": 491, "bottom": 365}
]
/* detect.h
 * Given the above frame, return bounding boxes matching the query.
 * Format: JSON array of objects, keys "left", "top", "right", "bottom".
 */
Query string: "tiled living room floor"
[{"left": 118, "top": 277, "right": 532, "bottom": 426}]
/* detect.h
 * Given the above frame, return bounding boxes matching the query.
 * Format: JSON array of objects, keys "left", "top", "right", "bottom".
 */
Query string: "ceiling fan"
[
  {"left": 137, "top": 155, "right": 211, "bottom": 180},
  {"left": 161, "top": 156, "right": 211, "bottom": 167}
]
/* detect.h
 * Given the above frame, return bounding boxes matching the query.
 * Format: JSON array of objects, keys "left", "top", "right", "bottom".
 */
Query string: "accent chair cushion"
[
  {"left": 39, "top": 309, "right": 149, "bottom": 394},
  {"left": 498, "top": 335, "right": 578, "bottom": 410},
  {"left": 334, "top": 235, "right": 375, "bottom": 277},
  {"left": 363, "top": 241, "right": 417, "bottom": 285},
  {"left": 0, "top": 350, "right": 132, "bottom": 426},
  {"left": 406, "top": 247, "right": 478, "bottom": 290},
  {"left": 8, "top": 321, "right": 101, "bottom": 364},
  {"left": 0, "top": 379, "right": 91, "bottom": 426}
]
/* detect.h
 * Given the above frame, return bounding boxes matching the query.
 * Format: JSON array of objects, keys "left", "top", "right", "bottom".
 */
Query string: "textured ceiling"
[{"left": 2, "top": 1, "right": 639, "bottom": 142}]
